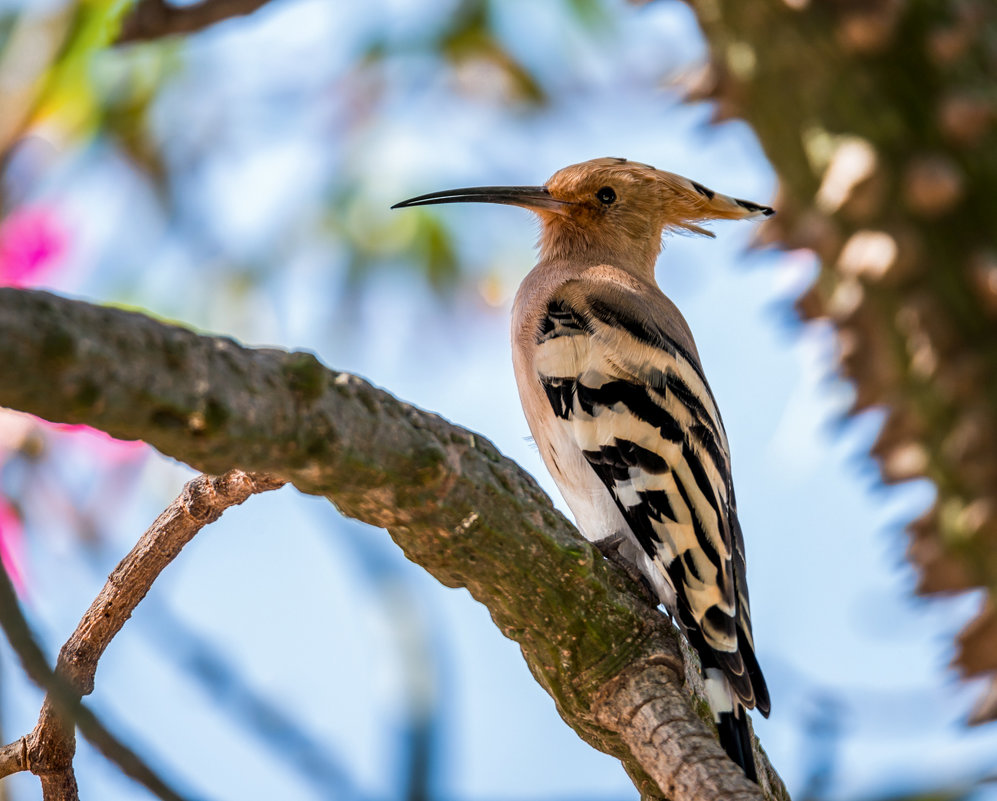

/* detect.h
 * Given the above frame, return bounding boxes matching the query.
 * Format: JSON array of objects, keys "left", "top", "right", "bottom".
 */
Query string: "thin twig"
[
  {"left": 0, "top": 560, "right": 166, "bottom": 800},
  {"left": 0, "top": 738, "right": 26, "bottom": 777},
  {"left": 116, "top": 0, "right": 278, "bottom": 44},
  {"left": 0, "top": 470, "right": 285, "bottom": 800},
  {"left": 52, "top": 470, "right": 285, "bottom": 696}
]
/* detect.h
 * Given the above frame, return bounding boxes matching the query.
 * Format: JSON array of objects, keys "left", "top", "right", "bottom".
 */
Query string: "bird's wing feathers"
[{"left": 533, "top": 275, "right": 769, "bottom": 716}]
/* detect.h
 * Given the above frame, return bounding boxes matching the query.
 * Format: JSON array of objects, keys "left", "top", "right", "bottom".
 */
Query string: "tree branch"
[
  {"left": 116, "top": 0, "right": 279, "bottom": 45},
  {"left": 0, "top": 550, "right": 179, "bottom": 801},
  {"left": 52, "top": 469, "right": 286, "bottom": 698},
  {"left": 0, "top": 288, "right": 788, "bottom": 800},
  {"left": 0, "top": 469, "right": 284, "bottom": 800},
  {"left": 0, "top": 739, "right": 26, "bottom": 778}
]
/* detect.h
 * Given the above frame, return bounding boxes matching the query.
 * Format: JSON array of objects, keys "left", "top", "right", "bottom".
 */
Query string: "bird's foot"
[{"left": 596, "top": 533, "right": 658, "bottom": 606}]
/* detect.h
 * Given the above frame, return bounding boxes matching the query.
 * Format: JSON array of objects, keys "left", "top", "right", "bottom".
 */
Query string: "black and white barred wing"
[{"left": 534, "top": 284, "right": 769, "bottom": 715}]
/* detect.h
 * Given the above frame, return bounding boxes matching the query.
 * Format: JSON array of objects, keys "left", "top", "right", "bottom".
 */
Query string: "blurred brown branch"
[
  {"left": 116, "top": 0, "right": 279, "bottom": 44},
  {"left": 0, "top": 469, "right": 284, "bottom": 800},
  {"left": 0, "top": 288, "right": 787, "bottom": 801}
]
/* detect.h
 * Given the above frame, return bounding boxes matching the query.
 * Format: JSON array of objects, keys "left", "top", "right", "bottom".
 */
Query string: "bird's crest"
[{"left": 544, "top": 157, "right": 774, "bottom": 238}]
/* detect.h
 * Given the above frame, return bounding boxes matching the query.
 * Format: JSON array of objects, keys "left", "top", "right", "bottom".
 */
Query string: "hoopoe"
[{"left": 393, "top": 157, "right": 773, "bottom": 782}]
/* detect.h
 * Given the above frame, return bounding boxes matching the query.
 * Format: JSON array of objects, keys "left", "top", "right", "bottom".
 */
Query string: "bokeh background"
[{"left": 1, "top": 0, "right": 996, "bottom": 799}]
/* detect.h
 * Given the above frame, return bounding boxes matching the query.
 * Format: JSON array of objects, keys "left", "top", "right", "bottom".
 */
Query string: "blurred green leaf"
[
  {"left": 98, "top": 44, "right": 176, "bottom": 190},
  {"left": 32, "top": 0, "right": 129, "bottom": 137},
  {"left": 326, "top": 188, "right": 461, "bottom": 295},
  {"left": 414, "top": 213, "right": 459, "bottom": 292},
  {"left": 437, "top": 0, "right": 546, "bottom": 105},
  {"left": 565, "top": 0, "right": 612, "bottom": 31}
]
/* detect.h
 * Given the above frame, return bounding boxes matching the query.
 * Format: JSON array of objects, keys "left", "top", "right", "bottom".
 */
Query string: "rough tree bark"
[
  {"left": 0, "top": 288, "right": 788, "bottom": 801},
  {"left": 677, "top": 0, "right": 997, "bottom": 719}
]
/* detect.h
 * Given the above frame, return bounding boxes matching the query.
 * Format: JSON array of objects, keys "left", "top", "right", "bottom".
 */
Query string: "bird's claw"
[{"left": 596, "top": 533, "right": 659, "bottom": 606}]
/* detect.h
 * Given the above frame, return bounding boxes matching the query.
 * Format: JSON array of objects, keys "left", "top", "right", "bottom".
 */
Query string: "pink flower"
[
  {"left": 0, "top": 206, "right": 67, "bottom": 287},
  {"left": 0, "top": 497, "right": 26, "bottom": 595},
  {"left": 50, "top": 423, "right": 147, "bottom": 465}
]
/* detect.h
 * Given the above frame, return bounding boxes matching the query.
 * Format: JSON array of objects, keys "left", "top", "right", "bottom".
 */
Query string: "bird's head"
[{"left": 392, "top": 157, "right": 773, "bottom": 278}]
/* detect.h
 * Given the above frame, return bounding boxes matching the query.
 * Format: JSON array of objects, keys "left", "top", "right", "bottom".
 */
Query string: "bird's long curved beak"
[{"left": 391, "top": 185, "right": 568, "bottom": 213}]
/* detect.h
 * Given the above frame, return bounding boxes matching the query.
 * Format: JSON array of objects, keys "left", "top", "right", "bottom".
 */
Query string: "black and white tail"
[
  {"left": 705, "top": 669, "right": 758, "bottom": 782},
  {"left": 717, "top": 711, "right": 757, "bottom": 783}
]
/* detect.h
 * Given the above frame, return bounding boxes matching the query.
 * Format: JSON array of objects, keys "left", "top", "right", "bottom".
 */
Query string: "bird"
[{"left": 392, "top": 157, "right": 773, "bottom": 782}]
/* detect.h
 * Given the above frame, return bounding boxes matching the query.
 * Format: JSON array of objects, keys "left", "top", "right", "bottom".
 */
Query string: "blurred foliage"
[
  {"left": 0, "top": 0, "right": 128, "bottom": 158},
  {"left": 30, "top": 0, "right": 130, "bottom": 140},
  {"left": 0, "top": 0, "right": 616, "bottom": 304}
]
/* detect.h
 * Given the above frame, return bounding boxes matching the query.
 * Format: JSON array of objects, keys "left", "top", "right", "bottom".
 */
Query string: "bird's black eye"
[{"left": 595, "top": 186, "right": 616, "bottom": 205}]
